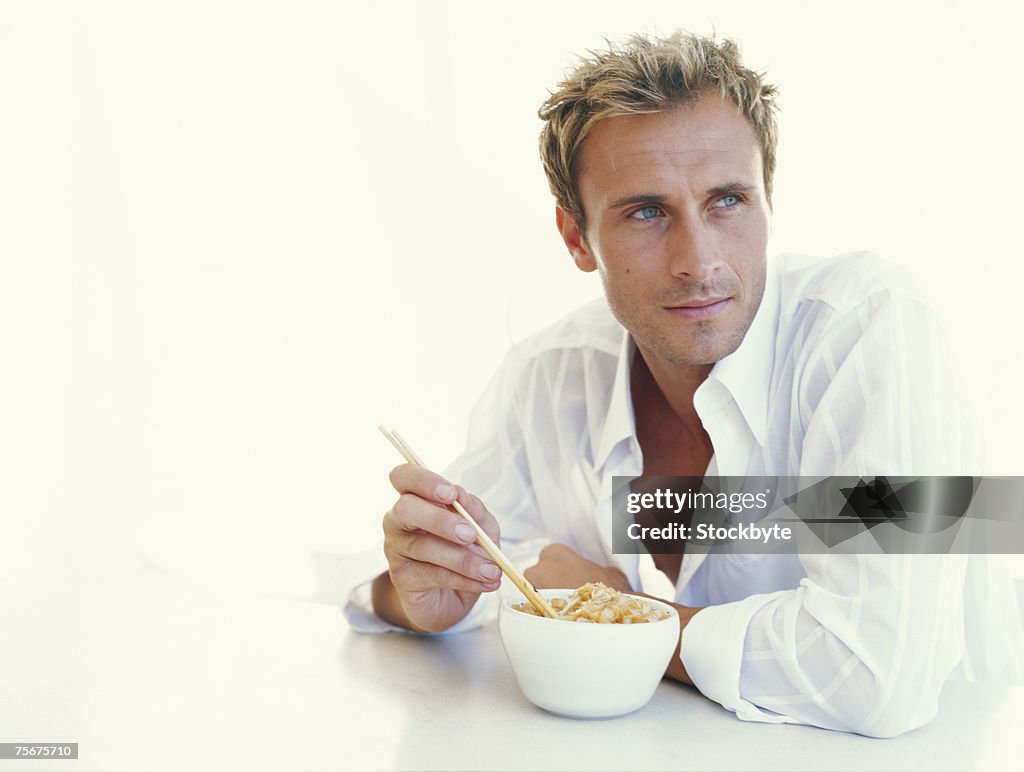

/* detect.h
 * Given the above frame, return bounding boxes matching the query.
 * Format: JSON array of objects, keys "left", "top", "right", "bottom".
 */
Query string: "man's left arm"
[{"left": 679, "top": 288, "right": 990, "bottom": 737}]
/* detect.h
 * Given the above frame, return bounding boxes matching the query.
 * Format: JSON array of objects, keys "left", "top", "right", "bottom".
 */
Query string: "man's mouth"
[{"left": 664, "top": 298, "right": 732, "bottom": 319}]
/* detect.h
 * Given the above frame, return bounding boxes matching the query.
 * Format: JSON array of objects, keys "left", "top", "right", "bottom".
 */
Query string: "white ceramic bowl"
[{"left": 498, "top": 588, "right": 679, "bottom": 719}]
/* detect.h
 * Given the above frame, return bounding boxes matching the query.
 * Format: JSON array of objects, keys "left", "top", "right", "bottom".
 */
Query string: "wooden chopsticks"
[{"left": 378, "top": 425, "right": 558, "bottom": 619}]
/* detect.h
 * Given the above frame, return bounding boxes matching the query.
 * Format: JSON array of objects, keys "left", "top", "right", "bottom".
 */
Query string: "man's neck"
[
  {"left": 632, "top": 345, "right": 712, "bottom": 426},
  {"left": 630, "top": 344, "right": 714, "bottom": 478}
]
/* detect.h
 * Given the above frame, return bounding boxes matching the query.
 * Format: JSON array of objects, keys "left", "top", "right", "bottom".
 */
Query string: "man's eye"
[
  {"left": 712, "top": 194, "right": 742, "bottom": 210},
  {"left": 630, "top": 205, "right": 664, "bottom": 221}
]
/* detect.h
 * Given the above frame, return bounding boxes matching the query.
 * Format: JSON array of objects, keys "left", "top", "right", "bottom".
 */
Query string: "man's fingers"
[
  {"left": 454, "top": 486, "right": 501, "bottom": 544},
  {"left": 384, "top": 474, "right": 501, "bottom": 550},
  {"left": 465, "top": 542, "right": 490, "bottom": 559},
  {"left": 385, "top": 493, "right": 478, "bottom": 546},
  {"left": 391, "top": 558, "right": 501, "bottom": 595},
  {"left": 388, "top": 463, "right": 457, "bottom": 505},
  {"left": 392, "top": 531, "right": 501, "bottom": 584}
]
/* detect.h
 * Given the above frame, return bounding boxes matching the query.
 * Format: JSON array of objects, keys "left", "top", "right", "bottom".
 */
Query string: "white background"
[{"left": 1, "top": 0, "right": 1022, "bottom": 601}]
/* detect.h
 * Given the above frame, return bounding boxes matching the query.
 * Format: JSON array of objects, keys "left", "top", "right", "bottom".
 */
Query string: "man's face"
[{"left": 557, "top": 92, "right": 770, "bottom": 370}]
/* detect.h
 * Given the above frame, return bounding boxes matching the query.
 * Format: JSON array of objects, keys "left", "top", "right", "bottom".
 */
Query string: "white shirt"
[{"left": 343, "top": 252, "right": 1023, "bottom": 737}]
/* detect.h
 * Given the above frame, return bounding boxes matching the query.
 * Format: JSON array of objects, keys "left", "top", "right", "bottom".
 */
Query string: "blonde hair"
[{"left": 538, "top": 31, "right": 779, "bottom": 228}]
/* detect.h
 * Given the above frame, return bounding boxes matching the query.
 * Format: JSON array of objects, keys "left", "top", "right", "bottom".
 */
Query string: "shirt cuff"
[{"left": 680, "top": 589, "right": 793, "bottom": 723}]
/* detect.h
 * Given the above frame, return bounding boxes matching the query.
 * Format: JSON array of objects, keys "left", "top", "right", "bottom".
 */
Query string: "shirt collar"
[
  {"left": 703, "top": 259, "right": 780, "bottom": 447},
  {"left": 592, "top": 259, "right": 779, "bottom": 469}
]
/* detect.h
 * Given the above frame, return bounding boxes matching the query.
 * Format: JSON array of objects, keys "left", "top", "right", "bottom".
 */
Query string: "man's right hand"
[{"left": 371, "top": 463, "right": 502, "bottom": 633}]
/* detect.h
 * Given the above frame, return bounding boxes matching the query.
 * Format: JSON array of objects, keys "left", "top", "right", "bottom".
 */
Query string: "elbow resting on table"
[
  {"left": 828, "top": 663, "right": 948, "bottom": 739},
  {"left": 743, "top": 630, "right": 956, "bottom": 737},
  {"left": 845, "top": 702, "right": 935, "bottom": 739},
  {"left": 744, "top": 577, "right": 965, "bottom": 738}
]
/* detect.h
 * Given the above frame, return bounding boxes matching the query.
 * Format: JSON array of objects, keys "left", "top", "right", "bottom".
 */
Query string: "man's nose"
[{"left": 667, "top": 220, "right": 722, "bottom": 281}]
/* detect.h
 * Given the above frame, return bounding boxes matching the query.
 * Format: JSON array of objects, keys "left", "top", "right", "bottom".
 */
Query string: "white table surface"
[{"left": 1, "top": 568, "right": 1021, "bottom": 771}]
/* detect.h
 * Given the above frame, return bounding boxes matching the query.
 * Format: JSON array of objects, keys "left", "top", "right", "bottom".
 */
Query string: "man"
[{"left": 345, "top": 31, "right": 1021, "bottom": 736}]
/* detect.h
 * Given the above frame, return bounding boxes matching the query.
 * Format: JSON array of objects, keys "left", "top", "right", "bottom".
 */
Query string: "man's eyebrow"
[
  {"left": 707, "top": 182, "right": 756, "bottom": 197},
  {"left": 607, "top": 193, "right": 668, "bottom": 210}
]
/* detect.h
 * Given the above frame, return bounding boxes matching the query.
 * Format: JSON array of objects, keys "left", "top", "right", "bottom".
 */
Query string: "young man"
[{"left": 346, "top": 31, "right": 1021, "bottom": 736}]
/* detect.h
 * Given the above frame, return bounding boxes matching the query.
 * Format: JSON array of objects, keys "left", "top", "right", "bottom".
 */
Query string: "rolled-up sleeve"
[{"left": 682, "top": 553, "right": 969, "bottom": 737}]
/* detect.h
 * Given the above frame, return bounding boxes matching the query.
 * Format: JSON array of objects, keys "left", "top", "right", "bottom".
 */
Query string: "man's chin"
[{"left": 649, "top": 336, "right": 745, "bottom": 368}]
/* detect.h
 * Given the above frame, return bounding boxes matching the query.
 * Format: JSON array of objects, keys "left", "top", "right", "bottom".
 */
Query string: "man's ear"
[{"left": 555, "top": 205, "right": 597, "bottom": 273}]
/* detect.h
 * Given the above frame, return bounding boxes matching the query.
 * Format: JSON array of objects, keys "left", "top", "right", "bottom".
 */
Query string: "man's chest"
[{"left": 635, "top": 417, "right": 713, "bottom": 586}]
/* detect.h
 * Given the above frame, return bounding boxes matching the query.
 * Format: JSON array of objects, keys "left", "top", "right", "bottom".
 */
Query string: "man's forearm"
[
  {"left": 632, "top": 592, "right": 702, "bottom": 685},
  {"left": 663, "top": 603, "right": 702, "bottom": 684}
]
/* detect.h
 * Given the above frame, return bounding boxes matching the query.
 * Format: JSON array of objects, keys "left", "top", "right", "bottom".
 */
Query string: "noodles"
[{"left": 512, "top": 582, "right": 670, "bottom": 624}]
